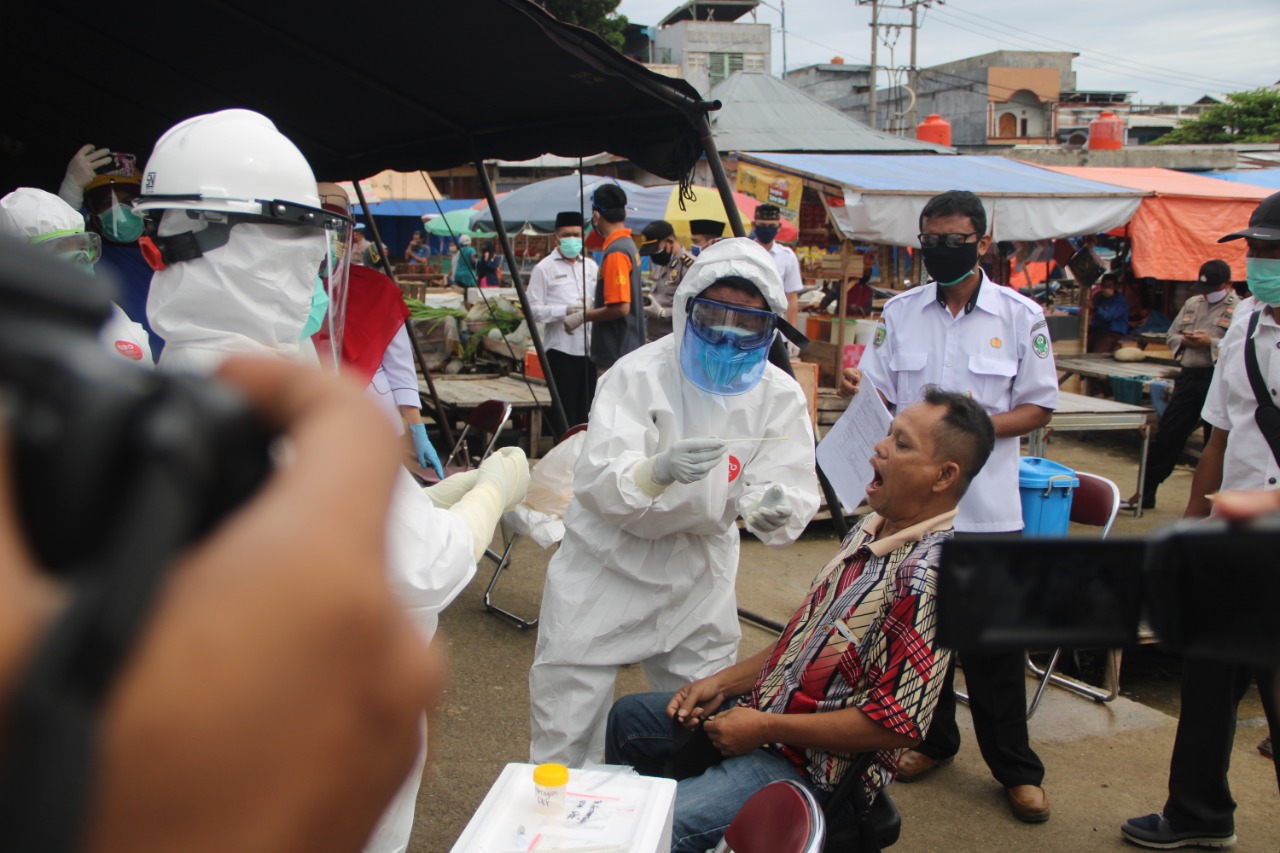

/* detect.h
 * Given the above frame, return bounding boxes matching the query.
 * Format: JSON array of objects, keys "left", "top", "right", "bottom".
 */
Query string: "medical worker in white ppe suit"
[
  {"left": 529, "top": 237, "right": 820, "bottom": 767},
  {"left": 133, "top": 108, "right": 529, "bottom": 853}
]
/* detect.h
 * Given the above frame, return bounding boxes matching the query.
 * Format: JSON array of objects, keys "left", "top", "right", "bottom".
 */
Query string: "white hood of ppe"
[
  {"left": 670, "top": 236, "right": 786, "bottom": 361},
  {"left": 147, "top": 213, "right": 326, "bottom": 374}
]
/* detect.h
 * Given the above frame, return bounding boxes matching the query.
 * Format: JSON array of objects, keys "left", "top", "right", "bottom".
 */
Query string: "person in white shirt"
[
  {"left": 526, "top": 211, "right": 599, "bottom": 427},
  {"left": 851, "top": 190, "right": 1059, "bottom": 824},
  {"left": 752, "top": 204, "right": 803, "bottom": 326},
  {"left": 1121, "top": 191, "right": 1280, "bottom": 851}
]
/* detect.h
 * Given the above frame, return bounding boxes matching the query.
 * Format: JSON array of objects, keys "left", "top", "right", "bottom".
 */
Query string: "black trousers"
[
  {"left": 545, "top": 348, "right": 597, "bottom": 431},
  {"left": 914, "top": 531, "right": 1045, "bottom": 788},
  {"left": 1163, "top": 658, "right": 1279, "bottom": 831},
  {"left": 1144, "top": 367, "right": 1215, "bottom": 502}
]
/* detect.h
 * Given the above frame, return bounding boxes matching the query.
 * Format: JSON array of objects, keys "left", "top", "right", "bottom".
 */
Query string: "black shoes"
[{"left": 1121, "top": 813, "right": 1236, "bottom": 849}]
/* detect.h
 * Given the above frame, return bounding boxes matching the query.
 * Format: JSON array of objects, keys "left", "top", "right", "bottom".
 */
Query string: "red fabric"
[{"left": 340, "top": 264, "right": 411, "bottom": 385}]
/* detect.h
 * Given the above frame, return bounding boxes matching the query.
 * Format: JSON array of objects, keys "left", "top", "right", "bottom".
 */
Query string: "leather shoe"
[
  {"left": 894, "top": 749, "right": 951, "bottom": 783},
  {"left": 1006, "top": 785, "right": 1051, "bottom": 823}
]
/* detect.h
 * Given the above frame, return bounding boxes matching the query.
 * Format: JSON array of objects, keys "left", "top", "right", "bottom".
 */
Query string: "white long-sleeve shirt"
[{"left": 526, "top": 248, "right": 598, "bottom": 357}]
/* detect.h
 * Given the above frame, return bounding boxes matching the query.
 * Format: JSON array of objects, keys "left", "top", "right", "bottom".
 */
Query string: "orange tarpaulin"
[{"left": 1038, "top": 166, "right": 1273, "bottom": 282}]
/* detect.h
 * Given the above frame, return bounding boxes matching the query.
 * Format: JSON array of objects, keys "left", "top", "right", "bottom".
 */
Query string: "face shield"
[
  {"left": 311, "top": 213, "right": 354, "bottom": 371},
  {"left": 678, "top": 296, "right": 778, "bottom": 396},
  {"left": 88, "top": 184, "right": 146, "bottom": 244},
  {"left": 32, "top": 229, "right": 102, "bottom": 272}
]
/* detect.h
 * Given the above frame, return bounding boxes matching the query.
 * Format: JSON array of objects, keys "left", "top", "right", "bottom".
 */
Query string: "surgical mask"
[
  {"left": 754, "top": 225, "right": 779, "bottom": 244},
  {"left": 302, "top": 274, "right": 329, "bottom": 338},
  {"left": 1246, "top": 257, "right": 1280, "bottom": 305},
  {"left": 651, "top": 250, "right": 672, "bottom": 267},
  {"left": 678, "top": 297, "right": 776, "bottom": 396},
  {"left": 1205, "top": 288, "right": 1229, "bottom": 304},
  {"left": 921, "top": 243, "right": 979, "bottom": 287},
  {"left": 98, "top": 203, "right": 145, "bottom": 244},
  {"left": 558, "top": 237, "right": 583, "bottom": 259},
  {"left": 690, "top": 245, "right": 701, "bottom": 257}
]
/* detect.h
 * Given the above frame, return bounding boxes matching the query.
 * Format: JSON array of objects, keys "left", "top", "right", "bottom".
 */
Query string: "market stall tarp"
[
  {"left": 1203, "top": 169, "right": 1280, "bottom": 190},
  {"left": 1042, "top": 166, "right": 1274, "bottom": 281},
  {"left": 736, "top": 153, "right": 1146, "bottom": 246}
]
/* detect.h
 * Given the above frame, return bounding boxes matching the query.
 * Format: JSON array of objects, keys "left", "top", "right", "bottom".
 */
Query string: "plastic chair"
[
  {"left": 411, "top": 399, "right": 512, "bottom": 486},
  {"left": 1024, "top": 471, "right": 1122, "bottom": 716},
  {"left": 822, "top": 753, "right": 900, "bottom": 853},
  {"left": 482, "top": 423, "right": 588, "bottom": 628},
  {"left": 712, "top": 779, "right": 826, "bottom": 853}
]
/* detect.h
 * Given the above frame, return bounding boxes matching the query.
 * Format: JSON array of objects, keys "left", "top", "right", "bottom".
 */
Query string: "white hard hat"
[
  {"left": 0, "top": 187, "right": 86, "bottom": 241},
  {"left": 135, "top": 109, "right": 324, "bottom": 224}
]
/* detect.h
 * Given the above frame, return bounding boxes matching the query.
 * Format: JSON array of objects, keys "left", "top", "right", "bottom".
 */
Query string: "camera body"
[
  {"left": 0, "top": 236, "right": 272, "bottom": 578},
  {"left": 937, "top": 517, "right": 1280, "bottom": 668}
]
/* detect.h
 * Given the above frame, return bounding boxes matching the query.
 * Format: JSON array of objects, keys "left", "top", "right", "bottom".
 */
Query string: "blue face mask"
[
  {"left": 678, "top": 299, "right": 776, "bottom": 397},
  {"left": 558, "top": 237, "right": 583, "bottom": 259},
  {"left": 754, "top": 225, "right": 779, "bottom": 244},
  {"left": 690, "top": 245, "right": 701, "bottom": 257},
  {"left": 302, "top": 274, "right": 329, "bottom": 338},
  {"left": 1247, "top": 257, "right": 1280, "bottom": 305}
]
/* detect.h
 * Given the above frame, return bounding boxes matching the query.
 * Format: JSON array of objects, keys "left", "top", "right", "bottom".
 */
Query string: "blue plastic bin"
[{"left": 1019, "top": 457, "right": 1079, "bottom": 537}]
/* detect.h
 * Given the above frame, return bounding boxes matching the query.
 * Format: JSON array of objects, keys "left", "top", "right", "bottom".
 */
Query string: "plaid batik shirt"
[{"left": 746, "top": 510, "right": 956, "bottom": 796}]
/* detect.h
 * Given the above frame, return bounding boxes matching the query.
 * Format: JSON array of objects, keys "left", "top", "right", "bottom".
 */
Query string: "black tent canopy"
[{"left": 5, "top": 0, "right": 710, "bottom": 190}]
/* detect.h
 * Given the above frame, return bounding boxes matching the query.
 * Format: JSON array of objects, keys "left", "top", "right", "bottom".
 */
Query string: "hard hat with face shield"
[{"left": 134, "top": 109, "right": 352, "bottom": 373}]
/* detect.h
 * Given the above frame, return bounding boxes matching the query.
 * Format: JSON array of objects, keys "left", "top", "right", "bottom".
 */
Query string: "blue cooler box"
[{"left": 1019, "top": 457, "right": 1079, "bottom": 537}]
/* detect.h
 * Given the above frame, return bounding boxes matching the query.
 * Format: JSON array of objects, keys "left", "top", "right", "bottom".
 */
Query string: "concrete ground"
[{"left": 408, "top": 429, "right": 1279, "bottom": 853}]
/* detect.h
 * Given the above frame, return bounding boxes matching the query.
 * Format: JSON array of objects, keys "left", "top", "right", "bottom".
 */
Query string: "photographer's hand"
[{"left": 63, "top": 357, "right": 439, "bottom": 853}]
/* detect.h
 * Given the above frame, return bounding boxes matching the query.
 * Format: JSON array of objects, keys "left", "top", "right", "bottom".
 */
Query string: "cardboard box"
[{"left": 790, "top": 360, "right": 818, "bottom": 427}]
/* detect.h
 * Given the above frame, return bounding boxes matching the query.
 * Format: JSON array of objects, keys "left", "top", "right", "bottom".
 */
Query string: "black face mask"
[
  {"left": 651, "top": 250, "right": 672, "bottom": 267},
  {"left": 921, "top": 243, "right": 979, "bottom": 287}
]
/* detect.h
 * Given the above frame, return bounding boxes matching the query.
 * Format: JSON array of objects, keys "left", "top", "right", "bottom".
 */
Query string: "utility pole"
[
  {"left": 909, "top": 1, "right": 919, "bottom": 129},
  {"left": 868, "top": 0, "right": 879, "bottom": 130},
  {"left": 756, "top": 0, "right": 787, "bottom": 79}
]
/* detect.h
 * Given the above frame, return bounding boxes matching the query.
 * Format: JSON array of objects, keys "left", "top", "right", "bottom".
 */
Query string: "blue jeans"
[{"left": 606, "top": 692, "right": 817, "bottom": 853}]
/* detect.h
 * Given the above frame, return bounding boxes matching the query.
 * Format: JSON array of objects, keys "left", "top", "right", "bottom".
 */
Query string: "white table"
[{"left": 449, "top": 763, "right": 678, "bottom": 853}]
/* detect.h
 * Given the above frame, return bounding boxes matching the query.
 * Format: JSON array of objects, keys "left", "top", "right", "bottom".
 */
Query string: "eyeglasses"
[
  {"left": 685, "top": 296, "right": 777, "bottom": 349},
  {"left": 918, "top": 232, "right": 979, "bottom": 249}
]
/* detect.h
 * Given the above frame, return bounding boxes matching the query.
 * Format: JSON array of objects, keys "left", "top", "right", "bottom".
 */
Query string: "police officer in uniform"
[
  {"left": 1137, "top": 259, "right": 1238, "bottom": 510},
  {"left": 638, "top": 219, "right": 695, "bottom": 341}
]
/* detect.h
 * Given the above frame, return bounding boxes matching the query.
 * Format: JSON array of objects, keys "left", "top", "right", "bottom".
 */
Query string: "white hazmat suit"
[{"left": 529, "top": 237, "right": 820, "bottom": 766}]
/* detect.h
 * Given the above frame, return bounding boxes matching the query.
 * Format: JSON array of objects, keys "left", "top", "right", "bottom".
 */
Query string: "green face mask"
[
  {"left": 558, "top": 237, "right": 583, "bottom": 259},
  {"left": 98, "top": 204, "right": 145, "bottom": 244},
  {"left": 1247, "top": 256, "right": 1280, "bottom": 305}
]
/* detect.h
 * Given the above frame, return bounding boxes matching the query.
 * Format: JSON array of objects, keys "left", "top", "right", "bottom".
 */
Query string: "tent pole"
[
  {"left": 352, "top": 179, "right": 457, "bottom": 451},
  {"left": 695, "top": 113, "right": 848, "bottom": 538},
  {"left": 698, "top": 116, "right": 746, "bottom": 238},
  {"left": 471, "top": 147, "right": 571, "bottom": 440}
]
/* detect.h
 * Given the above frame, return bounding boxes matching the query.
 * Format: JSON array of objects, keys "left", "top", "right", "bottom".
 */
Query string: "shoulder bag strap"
[{"left": 1243, "top": 309, "right": 1280, "bottom": 466}]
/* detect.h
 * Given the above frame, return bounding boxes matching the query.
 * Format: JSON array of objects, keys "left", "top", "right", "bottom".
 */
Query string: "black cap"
[
  {"left": 591, "top": 183, "right": 628, "bottom": 211},
  {"left": 1192, "top": 259, "right": 1232, "bottom": 292},
  {"left": 690, "top": 218, "right": 726, "bottom": 237},
  {"left": 754, "top": 203, "right": 781, "bottom": 221},
  {"left": 1219, "top": 191, "right": 1280, "bottom": 242},
  {"left": 554, "top": 211, "right": 583, "bottom": 229},
  {"left": 638, "top": 219, "right": 675, "bottom": 256}
]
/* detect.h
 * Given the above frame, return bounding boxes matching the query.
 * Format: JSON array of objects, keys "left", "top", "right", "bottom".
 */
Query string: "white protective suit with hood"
[{"left": 529, "top": 237, "right": 820, "bottom": 767}]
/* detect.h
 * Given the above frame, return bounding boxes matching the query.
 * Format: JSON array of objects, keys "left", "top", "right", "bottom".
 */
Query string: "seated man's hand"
[
  {"left": 837, "top": 367, "right": 862, "bottom": 398},
  {"left": 667, "top": 677, "right": 728, "bottom": 729},
  {"left": 704, "top": 707, "right": 770, "bottom": 756}
]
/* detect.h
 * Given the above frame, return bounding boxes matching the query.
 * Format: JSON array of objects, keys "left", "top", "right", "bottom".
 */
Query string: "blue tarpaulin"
[
  {"left": 737, "top": 153, "right": 1148, "bottom": 245},
  {"left": 1202, "top": 170, "right": 1280, "bottom": 190}
]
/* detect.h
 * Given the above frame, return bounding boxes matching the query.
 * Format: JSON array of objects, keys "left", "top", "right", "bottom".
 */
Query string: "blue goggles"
[{"left": 684, "top": 296, "right": 777, "bottom": 350}]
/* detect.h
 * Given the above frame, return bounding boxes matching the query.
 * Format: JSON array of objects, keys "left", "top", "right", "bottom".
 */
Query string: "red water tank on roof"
[
  {"left": 917, "top": 113, "right": 952, "bottom": 147},
  {"left": 1088, "top": 110, "right": 1125, "bottom": 150}
]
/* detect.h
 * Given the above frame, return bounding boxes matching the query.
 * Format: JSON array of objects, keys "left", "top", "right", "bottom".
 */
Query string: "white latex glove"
[
  {"left": 448, "top": 447, "right": 531, "bottom": 560},
  {"left": 59, "top": 144, "right": 113, "bottom": 209},
  {"left": 653, "top": 437, "right": 727, "bottom": 486},
  {"left": 745, "top": 484, "right": 792, "bottom": 534},
  {"left": 644, "top": 301, "right": 669, "bottom": 320},
  {"left": 563, "top": 311, "right": 585, "bottom": 334}
]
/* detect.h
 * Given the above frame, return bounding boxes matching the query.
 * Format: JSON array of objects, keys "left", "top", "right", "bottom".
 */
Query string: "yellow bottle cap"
[{"left": 533, "top": 763, "right": 570, "bottom": 787}]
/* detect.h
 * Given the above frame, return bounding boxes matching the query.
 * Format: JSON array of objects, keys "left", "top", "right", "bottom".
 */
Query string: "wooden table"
[
  {"left": 1055, "top": 353, "right": 1181, "bottom": 386},
  {"left": 421, "top": 374, "right": 553, "bottom": 459},
  {"left": 1029, "top": 391, "right": 1156, "bottom": 518}
]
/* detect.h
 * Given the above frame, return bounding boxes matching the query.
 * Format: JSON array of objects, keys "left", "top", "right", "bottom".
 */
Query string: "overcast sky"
[{"left": 616, "top": 0, "right": 1279, "bottom": 105}]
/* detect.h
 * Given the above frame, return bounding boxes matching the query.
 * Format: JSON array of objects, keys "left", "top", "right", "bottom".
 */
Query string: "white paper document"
[{"left": 815, "top": 384, "right": 893, "bottom": 513}]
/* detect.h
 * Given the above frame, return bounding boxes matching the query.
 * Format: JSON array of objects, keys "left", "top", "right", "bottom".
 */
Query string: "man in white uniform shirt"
[
  {"left": 752, "top": 204, "right": 803, "bottom": 326},
  {"left": 853, "top": 190, "right": 1059, "bottom": 824},
  {"left": 526, "top": 211, "right": 600, "bottom": 427},
  {"left": 1121, "top": 191, "right": 1280, "bottom": 851}
]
